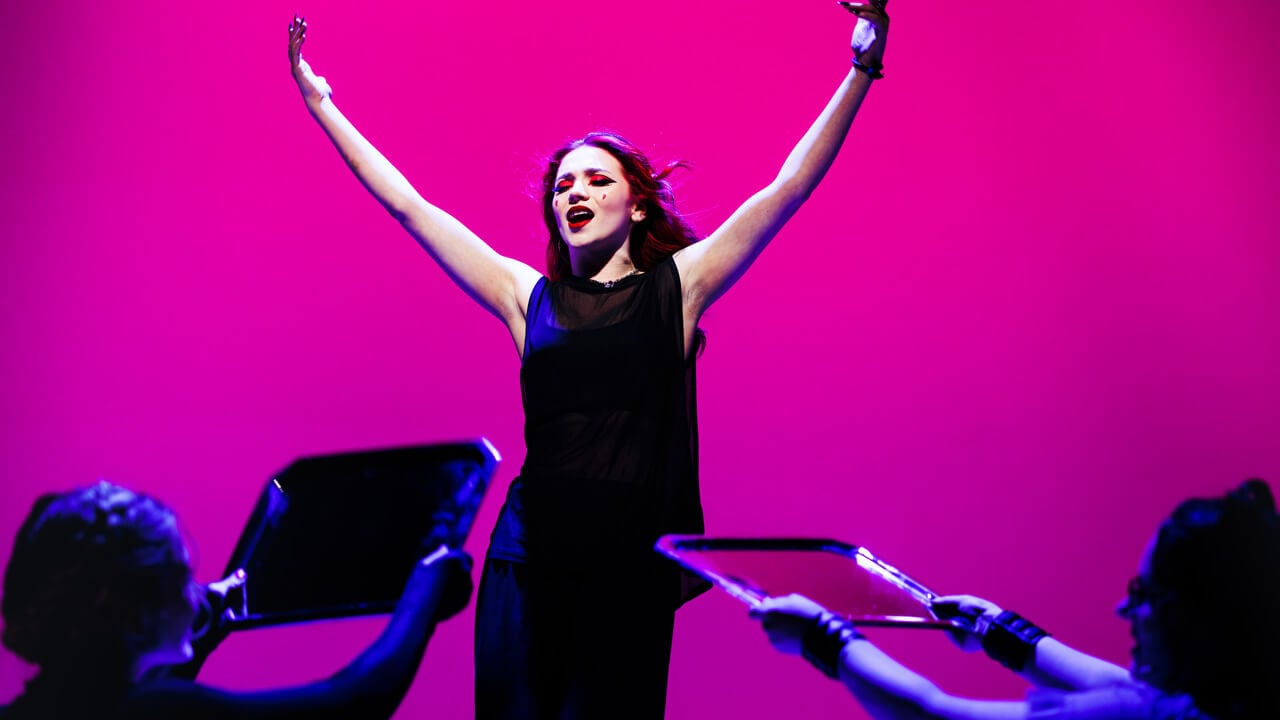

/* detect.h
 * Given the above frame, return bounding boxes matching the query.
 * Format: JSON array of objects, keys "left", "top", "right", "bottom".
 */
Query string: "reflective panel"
[
  {"left": 221, "top": 439, "right": 499, "bottom": 629},
  {"left": 656, "top": 536, "right": 948, "bottom": 628}
]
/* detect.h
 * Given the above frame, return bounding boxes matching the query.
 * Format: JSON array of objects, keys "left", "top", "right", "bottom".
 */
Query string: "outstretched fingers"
[{"left": 288, "top": 14, "right": 308, "bottom": 65}]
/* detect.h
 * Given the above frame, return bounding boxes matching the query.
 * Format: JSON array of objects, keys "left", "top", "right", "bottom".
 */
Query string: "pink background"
[{"left": 2, "top": 1, "right": 1278, "bottom": 717}]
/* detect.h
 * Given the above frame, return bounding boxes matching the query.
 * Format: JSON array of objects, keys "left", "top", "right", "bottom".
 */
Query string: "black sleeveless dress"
[{"left": 475, "top": 256, "right": 706, "bottom": 719}]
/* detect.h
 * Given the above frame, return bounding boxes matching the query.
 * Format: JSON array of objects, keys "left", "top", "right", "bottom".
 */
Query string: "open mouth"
[{"left": 566, "top": 207, "right": 594, "bottom": 230}]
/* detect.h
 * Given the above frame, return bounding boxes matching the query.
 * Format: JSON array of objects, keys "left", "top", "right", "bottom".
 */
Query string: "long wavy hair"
[
  {"left": 541, "top": 132, "right": 699, "bottom": 282},
  {"left": 2, "top": 481, "right": 195, "bottom": 678},
  {"left": 1147, "top": 479, "right": 1280, "bottom": 719}
]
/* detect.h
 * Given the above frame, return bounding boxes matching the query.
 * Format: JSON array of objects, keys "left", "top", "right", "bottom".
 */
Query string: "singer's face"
[{"left": 550, "top": 146, "right": 641, "bottom": 252}]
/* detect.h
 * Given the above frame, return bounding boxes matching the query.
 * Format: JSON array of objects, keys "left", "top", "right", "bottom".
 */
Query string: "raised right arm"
[{"left": 288, "top": 16, "right": 541, "bottom": 348}]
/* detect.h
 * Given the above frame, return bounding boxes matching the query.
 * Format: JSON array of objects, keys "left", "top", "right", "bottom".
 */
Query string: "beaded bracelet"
[
  {"left": 802, "top": 611, "right": 866, "bottom": 679},
  {"left": 852, "top": 59, "right": 885, "bottom": 80},
  {"left": 981, "top": 610, "right": 1050, "bottom": 671}
]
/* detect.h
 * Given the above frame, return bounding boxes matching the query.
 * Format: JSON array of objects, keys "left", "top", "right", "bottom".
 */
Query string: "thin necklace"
[{"left": 589, "top": 269, "right": 641, "bottom": 288}]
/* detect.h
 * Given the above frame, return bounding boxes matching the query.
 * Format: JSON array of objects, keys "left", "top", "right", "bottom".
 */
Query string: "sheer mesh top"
[{"left": 486, "top": 256, "right": 705, "bottom": 582}]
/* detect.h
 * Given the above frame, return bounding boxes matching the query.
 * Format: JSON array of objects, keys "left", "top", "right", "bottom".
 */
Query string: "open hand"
[
  {"left": 839, "top": 0, "right": 890, "bottom": 70},
  {"left": 288, "top": 14, "right": 332, "bottom": 104}
]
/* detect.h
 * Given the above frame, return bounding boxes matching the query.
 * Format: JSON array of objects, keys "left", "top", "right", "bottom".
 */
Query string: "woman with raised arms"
[{"left": 287, "top": 4, "right": 890, "bottom": 717}]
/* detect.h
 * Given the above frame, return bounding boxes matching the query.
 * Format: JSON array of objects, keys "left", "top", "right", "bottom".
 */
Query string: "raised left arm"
[{"left": 675, "top": 1, "right": 889, "bottom": 321}]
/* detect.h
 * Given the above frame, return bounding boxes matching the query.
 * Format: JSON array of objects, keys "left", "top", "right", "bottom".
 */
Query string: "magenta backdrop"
[{"left": 2, "top": 0, "right": 1278, "bottom": 717}]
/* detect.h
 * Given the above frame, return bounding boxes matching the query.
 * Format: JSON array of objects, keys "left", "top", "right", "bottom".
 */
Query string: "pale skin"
[{"left": 287, "top": 2, "right": 889, "bottom": 357}]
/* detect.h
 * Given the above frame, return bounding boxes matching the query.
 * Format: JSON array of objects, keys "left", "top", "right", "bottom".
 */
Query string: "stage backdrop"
[{"left": 2, "top": 1, "right": 1278, "bottom": 717}]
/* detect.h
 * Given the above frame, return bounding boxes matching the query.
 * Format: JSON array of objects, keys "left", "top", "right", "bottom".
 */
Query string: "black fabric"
[
  {"left": 802, "top": 612, "right": 865, "bottom": 680},
  {"left": 983, "top": 610, "right": 1051, "bottom": 672},
  {"left": 474, "top": 558, "right": 676, "bottom": 720},
  {"left": 476, "top": 257, "right": 707, "bottom": 719},
  {"left": 486, "top": 256, "right": 705, "bottom": 592}
]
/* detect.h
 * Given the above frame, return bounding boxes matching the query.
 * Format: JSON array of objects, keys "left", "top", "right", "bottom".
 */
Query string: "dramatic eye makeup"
[{"left": 553, "top": 168, "right": 615, "bottom": 194}]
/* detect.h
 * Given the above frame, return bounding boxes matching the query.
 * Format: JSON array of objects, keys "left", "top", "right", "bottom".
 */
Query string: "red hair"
[{"left": 541, "top": 132, "right": 698, "bottom": 281}]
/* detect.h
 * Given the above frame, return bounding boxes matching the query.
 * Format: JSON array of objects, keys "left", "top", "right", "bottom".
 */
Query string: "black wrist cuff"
[
  {"left": 851, "top": 58, "right": 885, "bottom": 80},
  {"left": 981, "top": 610, "right": 1050, "bottom": 672},
  {"left": 802, "top": 612, "right": 865, "bottom": 679}
]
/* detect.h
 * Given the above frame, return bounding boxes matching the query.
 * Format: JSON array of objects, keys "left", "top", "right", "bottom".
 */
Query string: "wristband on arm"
[
  {"left": 981, "top": 610, "right": 1050, "bottom": 671},
  {"left": 802, "top": 611, "right": 866, "bottom": 679},
  {"left": 851, "top": 58, "right": 885, "bottom": 80}
]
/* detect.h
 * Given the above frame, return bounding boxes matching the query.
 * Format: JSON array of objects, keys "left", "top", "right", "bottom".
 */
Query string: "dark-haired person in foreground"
[
  {"left": 752, "top": 480, "right": 1280, "bottom": 720},
  {"left": 287, "top": 3, "right": 890, "bottom": 717},
  {"left": 1, "top": 481, "right": 471, "bottom": 719}
]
